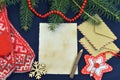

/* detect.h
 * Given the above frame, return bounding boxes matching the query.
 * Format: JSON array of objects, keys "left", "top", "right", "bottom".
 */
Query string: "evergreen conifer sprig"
[
  {"left": 5, "top": 0, "right": 20, "bottom": 6},
  {"left": 0, "top": 0, "right": 120, "bottom": 31},
  {"left": 71, "top": 0, "right": 120, "bottom": 24},
  {"left": 48, "top": 0, "right": 120, "bottom": 30},
  {"left": 20, "top": 0, "right": 38, "bottom": 31},
  {"left": 0, "top": 0, "right": 38, "bottom": 31},
  {"left": 48, "top": 0, "right": 70, "bottom": 30},
  {"left": 110, "top": 0, "right": 120, "bottom": 5}
]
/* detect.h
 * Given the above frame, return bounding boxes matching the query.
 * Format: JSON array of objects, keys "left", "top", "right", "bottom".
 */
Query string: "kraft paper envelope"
[
  {"left": 78, "top": 15, "right": 117, "bottom": 50},
  {"left": 39, "top": 23, "right": 78, "bottom": 74},
  {"left": 80, "top": 38, "right": 119, "bottom": 60}
]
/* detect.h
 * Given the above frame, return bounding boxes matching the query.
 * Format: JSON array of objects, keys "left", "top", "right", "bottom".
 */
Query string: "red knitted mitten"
[
  {"left": 0, "top": 7, "right": 12, "bottom": 56},
  {"left": 10, "top": 23, "right": 35, "bottom": 73}
]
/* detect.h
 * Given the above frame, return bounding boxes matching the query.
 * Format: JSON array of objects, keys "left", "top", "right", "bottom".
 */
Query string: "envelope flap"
[
  {"left": 104, "top": 42, "right": 119, "bottom": 52},
  {"left": 79, "top": 37, "right": 119, "bottom": 60},
  {"left": 95, "top": 15, "right": 117, "bottom": 40}
]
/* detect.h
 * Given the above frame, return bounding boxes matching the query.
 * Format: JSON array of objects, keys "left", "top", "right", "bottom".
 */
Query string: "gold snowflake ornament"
[{"left": 29, "top": 61, "right": 47, "bottom": 80}]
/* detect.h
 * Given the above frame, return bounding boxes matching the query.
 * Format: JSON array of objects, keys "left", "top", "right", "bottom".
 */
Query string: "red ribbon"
[{"left": 103, "top": 51, "right": 120, "bottom": 58}]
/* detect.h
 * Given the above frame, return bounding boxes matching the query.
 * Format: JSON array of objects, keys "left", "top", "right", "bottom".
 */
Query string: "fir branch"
[
  {"left": 48, "top": 0, "right": 70, "bottom": 31},
  {"left": 20, "top": 0, "right": 33, "bottom": 31},
  {"left": 5, "top": 0, "right": 20, "bottom": 6},
  {"left": 70, "top": 0, "right": 98, "bottom": 22},
  {"left": 90, "top": 0, "right": 120, "bottom": 22},
  {"left": 109, "top": 0, "right": 120, "bottom": 5},
  {"left": 20, "top": 0, "right": 38, "bottom": 31},
  {"left": 72, "top": 0, "right": 101, "bottom": 25},
  {"left": 71, "top": 0, "right": 120, "bottom": 23}
]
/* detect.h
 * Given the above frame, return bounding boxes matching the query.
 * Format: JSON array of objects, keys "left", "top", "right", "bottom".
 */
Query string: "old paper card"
[{"left": 39, "top": 23, "right": 78, "bottom": 74}]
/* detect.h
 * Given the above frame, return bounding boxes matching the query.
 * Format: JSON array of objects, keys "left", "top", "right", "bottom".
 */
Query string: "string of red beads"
[{"left": 27, "top": 0, "right": 87, "bottom": 22}]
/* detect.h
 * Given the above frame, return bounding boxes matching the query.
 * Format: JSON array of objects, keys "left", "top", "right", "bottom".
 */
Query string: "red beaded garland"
[{"left": 27, "top": 0, "right": 87, "bottom": 22}]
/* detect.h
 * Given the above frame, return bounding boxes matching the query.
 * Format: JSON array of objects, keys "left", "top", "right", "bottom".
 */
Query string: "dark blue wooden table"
[{"left": 7, "top": 2, "right": 120, "bottom": 80}]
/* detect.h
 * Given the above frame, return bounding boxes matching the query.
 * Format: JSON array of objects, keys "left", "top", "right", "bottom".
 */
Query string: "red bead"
[
  {"left": 50, "top": 11, "right": 54, "bottom": 14},
  {"left": 53, "top": 10, "right": 57, "bottom": 13},
  {"left": 31, "top": 8, "right": 34, "bottom": 10},
  {"left": 69, "top": 19, "right": 72, "bottom": 22},
  {"left": 73, "top": 17, "right": 77, "bottom": 20},
  {"left": 71, "top": 19, "right": 75, "bottom": 22},
  {"left": 28, "top": 2, "right": 31, "bottom": 5},
  {"left": 30, "top": 7, "right": 33, "bottom": 11},
  {"left": 84, "top": 0, "right": 87, "bottom": 3},
  {"left": 46, "top": 12, "right": 50, "bottom": 16},
  {"left": 56, "top": 11, "right": 58, "bottom": 14},
  {"left": 81, "top": 8, "right": 84, "bottom": 11},
  {"left": 81, "top": 6, "right": 85, "bottom": 9},
  {"left": 63, "top": 15, "right": 66, "bottom": 19},
  {"left": 58, "top": 11, "right": 61, "bottom": 14},
  {"left": 34, "top": 11, "right": 38, "bottom": 15},
  {"left": 32, "top": 9, "right": 35, "bottom": 12},
  {"left": 76, "top": 15, "right": 80, "bottom": 18},
  {"left": 36, "top": 13, "right": 39, "bottom": 16},
  {"left": 28, "top": 5, "right": 31, "bottom": 8},
  {"left": 60, "top": 12, "right": 62, "bottom": 15},
  {"left": 60, "top": 13, "right": 63, "bottom": 16},
  {"left": 42, "top": 14, "right": 46, "bottom": 18},
  {"left": 27, "top": 0, "right": 30, "bottom": 2},
  {"left": 80, "top": 11, "right": 83, "bottom": 14},
  {"left": 47, "top": 12, "right": 51, "bottom": 15},
  {"left": 60, "top": 13, "right": 64, "bottom": 16},
  {"left": 38, "top": 14, "right": 41, "bottom": 17},
  {"left": 41, "top": 16, "right": 45, "bottom": 18},
  {"left": 57, "top": 11, "right": 60, "bottom": 14},
  {"left": 65, "top": 18, "right": 69, "bottom": 21},
  {"left": 83, "top": 3, "right": 86, "bottom": 6}
]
